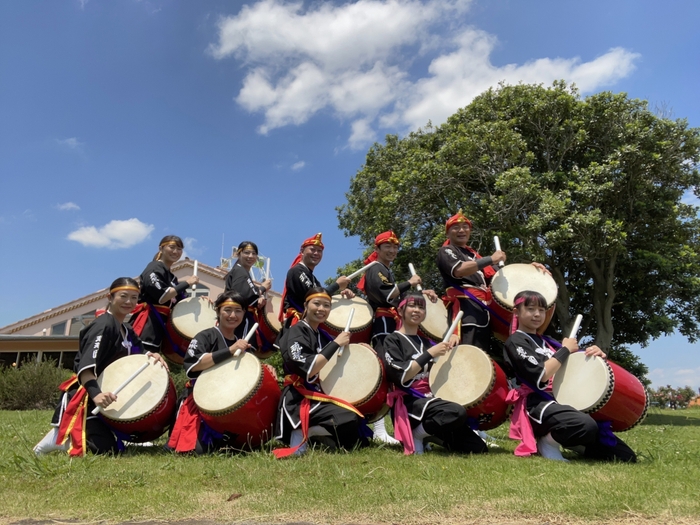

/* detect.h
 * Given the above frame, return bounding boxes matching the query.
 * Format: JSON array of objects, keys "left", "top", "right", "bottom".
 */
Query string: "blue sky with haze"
[{"left": 1, "top": 0, "right": 698, "bottom": 389}]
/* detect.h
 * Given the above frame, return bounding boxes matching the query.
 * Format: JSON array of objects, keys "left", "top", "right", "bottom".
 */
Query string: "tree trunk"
[{"left": 586, "top": 254, "right": 617, "bottom": 351}]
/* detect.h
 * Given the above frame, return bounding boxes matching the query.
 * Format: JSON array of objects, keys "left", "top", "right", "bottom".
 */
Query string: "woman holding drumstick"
[
  {"left": 273, "top": 287, "right": 367, "bottom": 457},
  {"left": 382, "top": 292, "right": 488, "bottom": 455},
  {"left": 33, "top": 278, "right": 168, "bottom": 456},
  {"left": 503, "top": 290, "right": 636, "bottom": 462}
]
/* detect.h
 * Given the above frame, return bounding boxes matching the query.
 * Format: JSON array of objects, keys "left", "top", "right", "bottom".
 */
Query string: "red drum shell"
[
  {"left": 105, "top": 382, "right": 177, "bottom": 442},
  {"left": 465, "top": 361, "right": 511, "bottom": 430},
  {"left": 162, "top": 325, "right": 187, "bottom": 365},
  {"left": 196, "top": 360, "right": 281, "bottom": 449},
  {"left": 590, "top": 360, "right": 649, "bottom": 432}
]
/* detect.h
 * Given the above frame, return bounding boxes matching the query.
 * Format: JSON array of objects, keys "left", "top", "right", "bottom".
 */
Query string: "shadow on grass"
[{"left": 642, "top": 409, "right": 700, "bottom": 426}]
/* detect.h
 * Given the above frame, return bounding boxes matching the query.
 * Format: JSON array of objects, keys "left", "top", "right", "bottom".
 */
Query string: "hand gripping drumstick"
[
  {"left": 434, "top": 311, "right": 463, "bottom": 363},
  {"left": 91, "top": 360, "right": 151, "bottom": 415},
  {"left": 569, "top": 314, "right": 583, "bottom": 339},
  {"left": 192, "top": 260, "right": 198, "bottom": 293},
  {"left": 337, "top": 308, "right": 355, "bottom": 357},
  {"left": 234, "top": 322, "right": 259, "bottom": 357},
  {"left": 347, "top": 261, "right": 378, "bottom": 280},
  {"left": 493, "top": 237, "right": 504, "bottom": 268},
  {"left": 408, "top": 263, "right": 423, "bottom": 291}
]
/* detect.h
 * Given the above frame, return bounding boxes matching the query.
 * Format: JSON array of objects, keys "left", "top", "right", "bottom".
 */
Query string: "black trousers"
[
  {"left": 532, "top": 403, "right": 636, "bottom": 463},
  {"left": 457, "top": 298, "right": 491, "bottom": 353},
  {"left": 417, "top": 399, "right": 488, "bottom": 454},
  {"left": 280, "top": 402, "right": 365, "bottom": 451}
]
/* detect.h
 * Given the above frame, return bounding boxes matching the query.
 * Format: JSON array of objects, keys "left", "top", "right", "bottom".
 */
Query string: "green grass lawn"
[{"left": 1, "top": 408, "right": 699, "bottom": 524}]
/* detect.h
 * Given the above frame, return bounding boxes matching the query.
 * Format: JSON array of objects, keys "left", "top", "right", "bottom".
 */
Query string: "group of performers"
[{"left": 34, "top": 211, "right": 637, "bottom": 463}]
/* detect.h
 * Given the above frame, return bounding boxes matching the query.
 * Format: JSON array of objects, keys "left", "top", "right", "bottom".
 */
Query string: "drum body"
[
  {"left": 322, "top": 297, "right": 374, "bottom": 344},
  {"left": 261, "top": 294, "right": 283, "bottom": 343},
  {"left": 429, "top": 345, "right": 510, "bottom": 430},
  {"left": 97, "top": 354, "right": 176, "bottom": 442},
  {"left": 318, "top": 343, "right": 388, "bottom": 422},
  {"left": 166, "top": 297, "right": 218, "bottom": 364},
  {"left": 551, "top": 353, "right": 648, "bottom": 432},
  {"left": 193, "top": 352, "right": 281, "bottom": 448},
  {"left": 489, "top": 264, "right": 558, "bottom": 341},
  {"left": 419, "top": 299, "right": 449, "bottom": 342}
]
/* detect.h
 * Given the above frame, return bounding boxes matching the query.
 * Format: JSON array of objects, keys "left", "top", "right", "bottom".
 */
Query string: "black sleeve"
[
  {"left": 285, "top": 265, "right": 312, "bottom": 310},
  {"left": 382, "top": 333, "right": 432, "bottom": 388},
  {"left": 225, "top": 265, "right": 260, "bottom": 308},
  {"left": 364, "top": 265, "right": 399, "bottom": 307},
  {"left": 76, "top": 316, "right": 120, "bottom": 378},
  {"left": 139, "top": 261, "right": 176, "bottom": 305},
  {"left": 504, "top": 332, "right": 548, "bottom": 389},
  {"left": 280, "top": 323, "right": 333, "bottom": 383},
  {"left": 184, "top": 328, "right": 228, "bottom": 379}
]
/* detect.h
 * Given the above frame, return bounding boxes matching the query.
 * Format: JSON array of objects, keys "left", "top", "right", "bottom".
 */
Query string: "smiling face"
[
  {"left": 514, "top": 304, "right": 546, "bottom": 333},
  {"left": 400, "top": 298, "right": 427, "bottom": 327},
  {"left": 108, "top": 289, "right": 139, "bottom": 320},
  {"left": 305, "top": 296, "right": 332, "bottom": 326},
  {"left": 376, "top": 242, "right": 399, "bottom": 265},
  {"left": 218, "top": 303, "right": 245, "bottom": 334},
  {"left": 447, "top": 222, "right": 471, "bottom": 247},
  {"left": 301, "top": 245, "right": 324, "bottom": 268},
  {"left": 160, "top": 243, "right": 183, "bottom": 266},
  {"left": 238, "top": 248, "right": 259, "bottom": 270}
]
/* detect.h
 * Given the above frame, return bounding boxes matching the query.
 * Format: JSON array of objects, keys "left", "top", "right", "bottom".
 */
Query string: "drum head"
[
  {"left": 264, "top": 294, "right": 282, "bottom": 333},
  {"left": 318, "top": 344, "right": 381, "bottom": 405},
  {"left": 97, "top": 354, "right": 169, "bottom": 422},
  {"left": 193, "top": 352, "right": 262, "bottom": 414},
  {"left": 429, "top": 345, "right": 494, "bottom": 408},
  {"left": 420, "top": 299, "right": 449, "bottom": 341},
  {"left": 490, "top": 263, "right": 558, "bottom": 308},
  {"left": 552, "top": 353, "right": 611, "bottom": 412},
  {"left": 326, "top": 297, "right": 373, "bottom": 331},
  {"left": 171, "top": 297, "right": 218, "bottom": 339}
]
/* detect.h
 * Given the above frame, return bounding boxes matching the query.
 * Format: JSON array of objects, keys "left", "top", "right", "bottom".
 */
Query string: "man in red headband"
[
  {"left": 436, "top": 210, "right": 506, "bottom": 353},
  {"left": 359, "top": 230, "right": 438, "bottom": 444},
  {"left": 281, "top": 233, "right": 355, "bottom": 326}
]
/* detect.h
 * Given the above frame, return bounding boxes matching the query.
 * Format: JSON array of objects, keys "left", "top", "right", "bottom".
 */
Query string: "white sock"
[
  {"left": 537, "top": 433, "right": 569, "bottom": 462},
  {"left": 373, "top": 417, "right": 401, "bottom": 445},
  {"left": 290, "top": 429, "right": 307, "bottom": 456},
  {"left": 33, "top": 428, "right": 69, "bottom": 456}
]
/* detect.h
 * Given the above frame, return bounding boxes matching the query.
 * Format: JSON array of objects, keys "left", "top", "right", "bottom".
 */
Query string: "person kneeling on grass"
[
  {"left": 503, "top": 290, "right": 636, "bottom": 462},
  {"left": 382, "top": 292, "right": 488, "bottom": 455}
]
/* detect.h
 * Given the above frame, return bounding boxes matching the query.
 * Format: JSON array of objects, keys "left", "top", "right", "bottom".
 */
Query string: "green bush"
[{"left": 0, "top": 360, "right": 72, "bottom": 410}]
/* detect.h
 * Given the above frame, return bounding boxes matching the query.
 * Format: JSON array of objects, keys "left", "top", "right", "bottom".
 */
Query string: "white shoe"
[
  {"left": 33, "top": 428, "right": 69, "bottom": 456},
  {"left": 373, "top": 417, "right": 401, "bottom": 446},
  {"left": 412, "top": 424, "right": 430, "bottom": 455},
  {"left": 537, "top": 433, "right": 569, "bottom": 462}
]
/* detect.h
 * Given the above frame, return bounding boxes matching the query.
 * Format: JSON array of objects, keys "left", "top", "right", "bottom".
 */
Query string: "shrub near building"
[{"left": 0, "top": 360, "right": 72, "bottom": 410}]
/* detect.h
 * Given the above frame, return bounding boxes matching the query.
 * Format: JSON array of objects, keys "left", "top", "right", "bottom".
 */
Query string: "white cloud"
[
  {"left": 291, "top": 161, "right": 306, "bottom": 171},
  {"left": 182, "top": 237, "right": 201, "bottom": 260},
  {"left": 67, "top": 218, "right": 154, "bottom": 249},
  {"left": 56, "top": 137, "right": 84, "bottom": 150},
  {"left": 56, "top": 202, "right": 80, "bottom": 211},
  {"left": 210, "top": 0, "right": 640, "bottom": 149},
  {"left": 78, "top": 0, "right": 89, "bottom": 9}
]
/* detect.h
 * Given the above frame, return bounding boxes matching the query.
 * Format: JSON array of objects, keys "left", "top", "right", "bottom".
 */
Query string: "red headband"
[{"left": 445, "top": 209, "right": 472, "bottom": 233}]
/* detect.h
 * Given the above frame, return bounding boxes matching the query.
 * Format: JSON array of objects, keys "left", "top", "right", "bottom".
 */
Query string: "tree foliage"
[{"left": 337, "top": 82, "right": 700, "bottom": 379}]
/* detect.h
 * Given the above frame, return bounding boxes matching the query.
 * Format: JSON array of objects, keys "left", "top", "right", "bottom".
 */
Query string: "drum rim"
[
  {"left": 193, "top": 354, "right": 264, "bottom": 415},
  {"left": 552, "top": 353, "right": 613, "bottom": 412},
  {"left": 323, "top": 297, "right": 374, "bottom": 332},
  {"left": 418, "top": 300, "right": 449, "bottom": 342},
  {"left": 489, "top": 264, "right": 558, "bottom": 309},
  {"left": 318, "top": 343, "right": 382, "bottom": 406},
  {"left": 428, "top": 344, "right": 497, "bottom": 409},
  {"left": 621, "top": 388, "right": 649, "bottom": 431},
  {"left": 170, "top": 296, "right": 218, "bottom": 339},
  {"left": 263, "top": 295, "right": 282, "bottom": 332}
]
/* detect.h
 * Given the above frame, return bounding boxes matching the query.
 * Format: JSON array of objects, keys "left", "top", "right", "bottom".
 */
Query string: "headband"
[
  {"left": 238, "top": 243, "right": 257, "bottom": 254},
  {"left": 305, "top": 292, "right": 332, "bottom": 303},
  {"left": 159, "top": 240, "right": 181, "bottom": 248},
  {"left": 110, "top": 285, "right": 139, "bottom": 294},
  {"left": 218, "top": 299, "right": 243, "bottom": 309}
]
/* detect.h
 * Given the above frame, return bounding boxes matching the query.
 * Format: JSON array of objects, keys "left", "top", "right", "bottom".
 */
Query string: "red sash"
[
  {"left": 375, "top": 306, "right": 400, "bottom": 325},
  {"left": 272, "top": 374, "right": 363, "bottom": 459},
  {"left": 55, "top": 376, "right": 89, "bottom": 457},
  {"left": 167, "top": 385, "right": 201, "bottom": 453},
  {"left": 443, "top": 287, "right": 492, "bottom": 339},
  {"left": 130, "top": 303, "right": 171, "bottom": 336}
]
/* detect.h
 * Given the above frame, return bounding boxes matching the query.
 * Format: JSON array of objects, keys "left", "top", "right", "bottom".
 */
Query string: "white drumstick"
[
  {"left": 192, "top": 260, "right": 198, "bottom": 292},
  {"left": 91, "top": 360, "right": 150, "bottom": 415},
  {"left": 493, "top": 236, "right": 504, "bottom": 268},
  {"left": 234, "top": 322, "right": 259, "bottom": 357},
  {"left": 265, "top": 257, "right": 271, "bottom": 281},
  {"left": 408, "top": 263, "right": 423, "bottom": 291},
  {"left": 569, "top": 314, "right": 583, "bottom": 339},
  {"left": 442, "top": 311, "right": 464, "bottom": 343},
  {"left": 338, "top": 308, "right": 355, "bottom": 357},
  {"left": 347, "top": 261, "right": 378, "bottom": 280}
]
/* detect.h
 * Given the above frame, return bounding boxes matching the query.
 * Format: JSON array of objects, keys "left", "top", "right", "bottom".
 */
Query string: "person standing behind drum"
[
  {"left": 436, "top": 210, "right": 505, "bottom": 353},
  {"left": 382, "top": 292, "right": 488, "bottom": 455},
  {"left": 280, "top": 233, "right": 354, "bottom": 328},
  {"left": 167, "top": 291, "right": 253, "bottom": 453},
  {"left": 273, "top": 287, "right": 367, "bottom": 457},
  {"left": 130, "top": 236, "right": 199, "bottom": 356},
  {"left": 224, "top": 241, "right": 275, "bottom": 357},
  {"left": 33, "top": 278, "right": 168, "bottom": 456},
  {"left": 503, "top": 290, "right": 636, "bottom": 462},
  {"left": 358, "top": 230, "right": 438, "bottom": 444}
]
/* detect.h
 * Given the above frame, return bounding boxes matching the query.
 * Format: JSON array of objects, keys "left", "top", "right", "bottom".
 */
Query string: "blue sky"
[{"left": 1, "top": 0, "right": 698, "bottom": 389}]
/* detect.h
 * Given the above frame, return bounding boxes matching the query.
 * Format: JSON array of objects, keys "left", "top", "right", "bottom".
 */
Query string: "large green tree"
[{"left": 337, "top": 82, "right": 700, "bottom": 378}]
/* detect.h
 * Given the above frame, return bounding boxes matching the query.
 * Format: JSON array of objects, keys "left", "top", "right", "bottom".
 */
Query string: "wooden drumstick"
[
  {"left": 493, "top": 237, "right": 504, "bottom": 268},
  {"left": 192, "top": 260, "right": 198, "bottom": 293},
  {"left": 347, "top": 261, "right": 378, "bottom": 280},
  {"left": 91, "top": 360, "right": 151, "bottom": 415},
  {"left": 408, "top": 263, "right": 423, "bottom": 291},
  {"left": 569, "top": 314, "right": 583, "bottom": 339},
  {"left": 234, "top": 322, "right": 259, "bottom": 357},
  {"left": 337, "top": 308, "right": 355, "bottom": 357}
]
